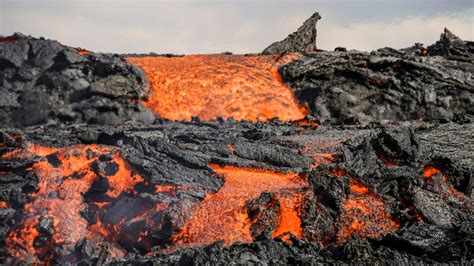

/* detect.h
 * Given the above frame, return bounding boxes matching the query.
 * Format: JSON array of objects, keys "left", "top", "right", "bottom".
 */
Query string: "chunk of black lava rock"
[
  {"left": 280, "top": 29, "right": 473, "bottom": 126},
  {"left": 0, "top": 33, "right": 155, "bottom": 127},
  {"left": 262, "top": 12, "right": 321, "bottom": 55}
]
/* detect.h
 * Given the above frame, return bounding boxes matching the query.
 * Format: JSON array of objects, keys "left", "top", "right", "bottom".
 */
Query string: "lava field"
[{"left": 0, "top": 12, "right": 473, "bottom": 264}]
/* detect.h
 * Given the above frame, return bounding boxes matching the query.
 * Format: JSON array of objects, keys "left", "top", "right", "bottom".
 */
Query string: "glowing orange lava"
[
  {"left": 294, "top": 119, "right": 320, "bottom": 127},
  {"left": 173, "top": 164, "right": 308, "bottom": 248},
  {"left": 329, "top": 167, "right": 346, "bottom": 177},
  {"left": 421, "top": 166, "right": 467, "bottom": 204},
  {"left": 126, "top": 54, "right": 307, "bottom": 122},
  {"left": 298, "top": 137, "right": 344, "bottom": 169},
  {"left": 422, "top": 166, "right": 441, "bottom": 180},
  {"left": 156, "top": 185, "right": 187, "bottom": 196},
  {"left": 5, "top": 144, "right": 143, "bottom": 264},
  {"left": 272, "top": 193, "right": 305, "bottom": 239},
  {"left": 75, "top": 48, "right": 91, "bottom": 55},
  {"left": 310, "top": 153, "right": 334, "bottom": 168},
  {"left": 337, "top": 179, "right": 399, "bottom": 242}
]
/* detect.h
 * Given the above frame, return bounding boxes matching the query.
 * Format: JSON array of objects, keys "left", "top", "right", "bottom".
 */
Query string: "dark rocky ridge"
[
  {"left": 1, "top": 27, "right": 473, "bottom": 128},
  {"left": 280, "top": 29, "right": 473, "bottom": 126},
  {"left": 428, "top": 28, "right": 474, "bottom": 61},
  {"left": 0, "top": 33, "right": 155, "bottom": 128}
]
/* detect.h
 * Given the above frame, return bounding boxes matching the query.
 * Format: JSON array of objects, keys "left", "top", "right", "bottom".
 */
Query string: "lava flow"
[
  {"left": 336, "top": 179, "right": 399, "bottom": 242},
  {"left": 126, "top": 53, "right": 307, "bottom": 122},
  {"left": 4, "top": 144, "right": 144, "bottom": 264},
  {"left": 173, "top": 164, "right": 309, "bottom": 248},
  {"left": 272, "top": 193, "right": 306, "bottom": 240}
]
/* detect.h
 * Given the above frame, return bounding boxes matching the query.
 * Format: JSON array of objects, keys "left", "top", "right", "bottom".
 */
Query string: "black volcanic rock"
[
  {"left": 428, "top": 28, "right": 474, "bottom": 61},
  {"left": 262, "top": 12, "right": 321, "bottom": 55},
  {"left": 280, "top": 31, "right": 474, "bottom": 126},
  {"left": 0, "top": 33, "right": 155, "bottom": 127}
]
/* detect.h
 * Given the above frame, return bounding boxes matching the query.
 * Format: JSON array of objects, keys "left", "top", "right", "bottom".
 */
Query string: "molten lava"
[
  {"left": 272, "top": 193, "right": 305, "bottom": 239},
  {"left": 422, "top": 166, "right": 441, "bottom": 180},
  {"left": 173, "top": 164, "right": 308, "bottom": 248},
  {"left": 5, "top": 144, "right": 144, "bottom": 264},
  {"left": 126, "top": 54, "right": 307, "bottom": 122},
  {"left": 421, "top": 165, "right": 468, "bottom": 205},
  {"left": 336, "top": 179, "right": 399, "bottom": 242}
]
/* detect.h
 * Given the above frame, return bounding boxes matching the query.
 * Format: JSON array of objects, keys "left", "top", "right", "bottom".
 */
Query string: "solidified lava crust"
[{"left": 0, "top": 13, "right": 473, "bottom": 265}]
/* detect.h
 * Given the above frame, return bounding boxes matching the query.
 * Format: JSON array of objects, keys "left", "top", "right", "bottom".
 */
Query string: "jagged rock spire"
[
  {"left": 427, "top": 28, "right": 472, "bottom": 60},
  {"left": 440, "top": 28, "right": 465, "bottom": 45},
  {"left": 262, "top": 12, "right": 321, "bottom": 55}
]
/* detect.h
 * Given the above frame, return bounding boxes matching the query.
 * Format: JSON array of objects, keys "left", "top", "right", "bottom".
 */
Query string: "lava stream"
[
  {"left": 126, "top": 53, "right": 307, "bottom": 122},
  {"left": 5, "top": 144, "right": 144, "bottom": 264},
  {"left": 173, "top": 164, "right": 309, "bottom": 248}
]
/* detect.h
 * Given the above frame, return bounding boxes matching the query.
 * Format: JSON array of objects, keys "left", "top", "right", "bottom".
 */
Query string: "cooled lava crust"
[{"left": 0, "top": 25, "right": 473, "bottom": 264}]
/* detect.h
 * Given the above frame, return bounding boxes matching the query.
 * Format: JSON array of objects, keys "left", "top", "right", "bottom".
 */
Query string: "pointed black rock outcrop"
[{"left": 262, "top": 12, "right": 321, "bottom": 55}]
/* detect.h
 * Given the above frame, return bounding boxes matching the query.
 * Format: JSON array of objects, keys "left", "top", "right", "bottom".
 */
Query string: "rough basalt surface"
[
  {"left": 281, "top": 30, "right": 473, "bottom": 126},
  {"left": 0, "top": 33, "right": 154, "bottom": 128},
  {"left": 262, "top": 12, "right": 321, "bottom": 55},
  {"left": 0, "top": 121, "right": 472, "bottom": 264}
]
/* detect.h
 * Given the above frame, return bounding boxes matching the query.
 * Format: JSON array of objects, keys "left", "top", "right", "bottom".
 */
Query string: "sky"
[{"left": 1, "top": 0, "right": 473, "bottom": 54}]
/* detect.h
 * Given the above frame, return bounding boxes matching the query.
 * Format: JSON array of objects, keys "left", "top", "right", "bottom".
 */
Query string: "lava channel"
[
  {"left": 173, "top": 164, "right": 309, "bottom": 248},
  {"left": 4, "top": 144, "right": 144, "bottom": 264},
  {"left": 126, "top": 53, "right": 307, "bottom": 122}
]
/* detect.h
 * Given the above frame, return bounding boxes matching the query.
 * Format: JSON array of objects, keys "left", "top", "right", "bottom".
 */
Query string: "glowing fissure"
[
  {"left": 74, "top": 48, "right": 91, "bottom": 55},
  {"left": 173, "top": 164, "right": 308, "bottom": 248},
  {"left": 3, "top": 141, "right": 406, "bottom": 263},
  {"left": 126, "top": 53, "right": 307, "bottom": 122}
]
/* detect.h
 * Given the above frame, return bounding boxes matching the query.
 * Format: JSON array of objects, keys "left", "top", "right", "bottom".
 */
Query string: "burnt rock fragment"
[{"left": 247, "top": 192, "right": 280, "bottom": 239}]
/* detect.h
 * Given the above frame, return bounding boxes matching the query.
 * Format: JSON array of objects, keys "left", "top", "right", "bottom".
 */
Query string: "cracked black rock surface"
[
  {"left": 280, "top": 30, "right": 473, "bottom": 126},
  {"left": 0, "top": 33, "right": 154, "bottom": 127}
]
